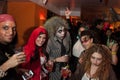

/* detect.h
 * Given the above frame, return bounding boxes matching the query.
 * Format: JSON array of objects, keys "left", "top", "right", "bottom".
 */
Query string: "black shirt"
[{"left": 0, "top": 43, "right": 18, "bottom": 80}]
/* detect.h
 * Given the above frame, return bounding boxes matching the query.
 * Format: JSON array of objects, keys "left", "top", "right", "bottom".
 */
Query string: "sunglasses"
[{"left": 80, "top": 37, "right": 90, "bottom": 43}]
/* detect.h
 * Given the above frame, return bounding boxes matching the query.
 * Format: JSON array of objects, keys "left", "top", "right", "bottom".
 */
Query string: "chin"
[
  {"left": 37, "top": 44, "right": 42, "bottom": 47},
  {"left": 7, "top": 40, "right": 13, "bottom": 43}
]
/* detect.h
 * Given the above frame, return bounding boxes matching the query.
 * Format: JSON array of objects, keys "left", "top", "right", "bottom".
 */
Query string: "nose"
[
  {"left": 93, "top": 59, "right": 97, "bottom": 64},
  {"left": 8, "top": 28, "right": 13, "bottom": 35},
  {"left": 61, "top": 31, "right": 65, "bottom": 36}
]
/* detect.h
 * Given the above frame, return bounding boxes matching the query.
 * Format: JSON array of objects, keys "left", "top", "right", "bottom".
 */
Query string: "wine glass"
[
  {"left": 46, "top": 61, "right": 54, "bottom": 72},
  {"left": 61, "top": 66, "right": 70, "bottom": 80}
]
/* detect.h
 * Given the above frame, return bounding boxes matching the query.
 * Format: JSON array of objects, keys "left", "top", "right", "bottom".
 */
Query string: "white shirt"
[
  {"left": 82, "top": 73, "right": 99, "bottom": 80},
  {"left": 73, "top": 39, "right": 85, "bottom": 57}
]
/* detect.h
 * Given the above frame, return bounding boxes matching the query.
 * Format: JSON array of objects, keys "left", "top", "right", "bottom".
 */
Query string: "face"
[
  {"left": 0, "top": 21, "right": 16, "bottom": 44},
  {"left": 90, "top": 52, "right": 102, "bottom": 66},
  {"left": 98, "top": 23, "right": 103, "bottom": 30},
  {"left": 55, "top": 27, "right": 66, "bottom": 40},
  {"left": 106, "top": 30, "right": 112, "bottom": 36},
  {"left": 78, "top": 27, "right": 85, "bottom": 35},
  {"left": 35, "top": 33, "right": 46, "bottom": 47},
  {"left": 80, "top": 35, "right": 93, "bottom": 49}
]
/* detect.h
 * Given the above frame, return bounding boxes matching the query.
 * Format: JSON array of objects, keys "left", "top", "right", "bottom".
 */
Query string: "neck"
[{"left": 89, "top": 65, "right": 98, "bottom": 78}]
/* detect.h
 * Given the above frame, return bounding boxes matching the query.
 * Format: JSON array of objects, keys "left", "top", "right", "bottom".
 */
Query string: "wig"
[{"left": 44, "top": 16, "right": 69, "bottom": 37}]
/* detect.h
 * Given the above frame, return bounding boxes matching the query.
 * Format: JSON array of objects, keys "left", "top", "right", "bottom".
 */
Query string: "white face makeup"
[
  {"left": 35, "top": 33, "right": 46, "bottom": 47},
  {"left": 55, "top": 26, "right": 66, "bottom": 40}
]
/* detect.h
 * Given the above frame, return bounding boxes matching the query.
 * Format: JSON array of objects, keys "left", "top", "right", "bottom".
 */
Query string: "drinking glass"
[
  {"left": 61, "top": 67, "right": 69, "bottom": 79},
  {"left": 46, "top": 61, "right": 53, "bottom": 72}
]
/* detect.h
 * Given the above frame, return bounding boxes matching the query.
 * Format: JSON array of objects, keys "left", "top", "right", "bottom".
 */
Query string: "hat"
[{"left": 0, "top": 14, "right": 15, "bottom": 23}]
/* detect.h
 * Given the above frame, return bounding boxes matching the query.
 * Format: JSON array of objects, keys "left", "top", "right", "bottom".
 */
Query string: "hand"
[
  {"left": 65, "top": 7, "right": 71, "bottom": 18},
  {"left": 56, "top": 55, "right": 69, "bottom": 62},
  {"left": 111, "top": 43, "right": 119, "bottom": 52},
  {"left": 47, "top": 60, "right": 54, "bottom": 66},
  {"left": 5, "top": 52, "right": 26, "bottom": 69},
  {"left": 78, "top": 58, "right": 83, "bottom": 64}
]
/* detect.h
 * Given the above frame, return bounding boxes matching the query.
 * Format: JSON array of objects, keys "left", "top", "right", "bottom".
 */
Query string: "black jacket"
[{"left": 0, "top": 43, "right": 18, "bottom": 80}]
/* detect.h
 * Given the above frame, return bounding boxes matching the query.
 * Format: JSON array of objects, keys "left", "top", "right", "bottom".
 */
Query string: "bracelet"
[
  {"left": 112, "top": 51, "right": 117, "bottom": 55},
  {"left": 0, "top": 68, "right": 7, "bottom": 78}
]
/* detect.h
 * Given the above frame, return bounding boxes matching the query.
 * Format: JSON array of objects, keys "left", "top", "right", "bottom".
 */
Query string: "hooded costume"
[{"left": 21, "top": 27, "right": 48, "bottom": 80}]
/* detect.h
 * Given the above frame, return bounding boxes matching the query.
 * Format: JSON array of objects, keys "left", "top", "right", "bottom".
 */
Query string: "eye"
[
  {"left": 38, "top": 35, "right": 42, "bottom": 38},
  {"left": 12, "top": 26, "right": 16, "bottom": 31},
  {"left": 3, "top": 26, "right": 9, "bottom": 30},
  {"left": 97, "top": 58, "right": 102, "bottom": 61},
  {"left": 91, "top": 56, "right": 95, "bottom": 59},
  {"left": 58, "top": 30, "right": 62, "bottom": 33}
]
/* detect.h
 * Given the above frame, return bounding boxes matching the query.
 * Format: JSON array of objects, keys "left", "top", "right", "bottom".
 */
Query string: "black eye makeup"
[
  {"left": 2, "top": 26, "right": 9, "bottom": 30},
  {"left": 12, "top": 26, "right": 16, "bottom": 31},
  {"left": 2, "top": 25, "right": 16, "bottom": 31},
  {"left": 80, "top": 37, "right": 90, "bottom": 43},
  {"left": 58, "top": 30, "right": 62, "bottom": 33}
]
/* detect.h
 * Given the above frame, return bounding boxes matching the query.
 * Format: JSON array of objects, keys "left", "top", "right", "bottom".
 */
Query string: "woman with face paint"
[
  {"left": 0, "top": 14, "right": 26, "bottom": 80},
  {"left": 44, "top": 16, "right": 71, "bottom": 80}
]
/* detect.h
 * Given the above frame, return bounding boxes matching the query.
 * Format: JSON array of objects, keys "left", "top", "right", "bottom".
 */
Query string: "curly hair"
[
  {"left": 44, "top": 16, "right": 69, "bottom": 37},
  {"left": 83, "top": 44, "right": 112, "bottom": 80}
]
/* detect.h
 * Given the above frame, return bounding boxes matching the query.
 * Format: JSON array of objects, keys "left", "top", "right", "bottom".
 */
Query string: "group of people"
[
  {"left": 0, "top": 13, "right": 71, "bottom": 80},
  {"left": 0, "top": 8, "right": 119, "bottom": 80}
]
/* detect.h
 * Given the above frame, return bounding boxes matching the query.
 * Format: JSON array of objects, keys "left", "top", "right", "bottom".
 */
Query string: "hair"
[
  {"left": 94, "top": 19, "right": 104, "bottom": 26},
  {"left": 23, "top": 27, "right": 48, "bottom": 63},
  {"left": 83, "top": 44, "right": 112, "bottom": 80},
  {"left": 31, "top": 31, "right": 48, "bottom": 62},
  {"left": 44, "top": 16, "right": 69, "bottom": 37},
  {"left": 80, "top": 30, "right": 99, "bottom": 44}
]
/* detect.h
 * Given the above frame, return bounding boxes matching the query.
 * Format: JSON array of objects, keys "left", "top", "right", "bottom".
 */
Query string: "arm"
[
  {"left": 111, "top": 43, "right": 118, "bottom": 65},
  {"left": 0, "top": 52, "right": 26, "bottom": 77}
]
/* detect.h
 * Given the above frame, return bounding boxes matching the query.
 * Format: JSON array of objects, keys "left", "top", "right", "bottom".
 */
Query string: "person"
[
  {"left": 19, "top": 27, "right": 48, "bottom": 80},
  {"left": 71, "top": 44, "right": 117, "bottom": 80},
  {"left": 44, "top": 16, "right": 71, "bottom": 80},
  {"left": 90, "top": 19, "right": 106, "bottom": 44},
  {"left": 71, "top": 25, "right": 87, "bottom": 72},
  {"left": 72, "top": 25, "right": 88, "bottom": 58},
  {"left": 0, "top": 14, "right": 26, "bottom": 80},
  {"left": 78, "top": 30, "right": 99, "bottom": 64},
  {"left": 105, "top": 28, "right": 118, "bottom": 65}
]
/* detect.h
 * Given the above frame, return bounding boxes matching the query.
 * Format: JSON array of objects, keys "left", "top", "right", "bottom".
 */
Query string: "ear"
[{"left": 90, "top": 38, "right": 93, "bottom": 43}]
